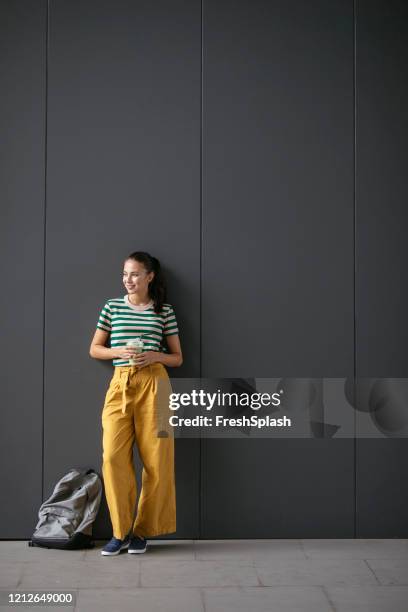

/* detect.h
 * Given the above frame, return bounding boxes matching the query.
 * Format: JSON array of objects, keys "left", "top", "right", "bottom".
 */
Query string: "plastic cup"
[{"left": 126, "top": 337, "right": 144, "bottom": 365}]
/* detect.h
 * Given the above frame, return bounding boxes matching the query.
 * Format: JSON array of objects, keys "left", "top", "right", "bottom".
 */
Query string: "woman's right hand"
[{"left": 114, "top": 346, "right": 137, "bottom": 359}]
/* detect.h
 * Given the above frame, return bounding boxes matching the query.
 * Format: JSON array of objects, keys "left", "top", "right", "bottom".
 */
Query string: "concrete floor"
[{"left": 1, "top": 539, "right": 408, "bottom": 611}]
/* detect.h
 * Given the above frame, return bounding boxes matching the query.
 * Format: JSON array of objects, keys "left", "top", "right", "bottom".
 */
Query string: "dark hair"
[{"left": 125, "top": 251, "right": 167, "bottom": 315}]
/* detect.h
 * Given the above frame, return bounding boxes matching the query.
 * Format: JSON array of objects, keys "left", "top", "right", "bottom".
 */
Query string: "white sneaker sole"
[{"left": 128, "top": 545, "right": 147, "bottom": 554}]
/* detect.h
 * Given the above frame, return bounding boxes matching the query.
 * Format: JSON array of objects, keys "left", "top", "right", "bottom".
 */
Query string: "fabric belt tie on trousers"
[{"left": 119, "top": 364, "right": 154, "bottom": 414}]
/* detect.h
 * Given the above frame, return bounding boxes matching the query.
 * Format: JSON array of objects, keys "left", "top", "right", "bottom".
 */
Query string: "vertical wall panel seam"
[
  {"left": 199, "top": 0, "right": 203, "bottom": 539},
  {"left": 42, "top": 0, "right": 49, "bottom": 502},
  {"left": 353, "top": 0, "right": 357, "bottom": 538}
]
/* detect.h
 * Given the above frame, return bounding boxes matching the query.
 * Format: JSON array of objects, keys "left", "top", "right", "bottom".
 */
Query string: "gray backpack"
[{"left": 29, "top": 468, "right": 102, "bottom": 550}]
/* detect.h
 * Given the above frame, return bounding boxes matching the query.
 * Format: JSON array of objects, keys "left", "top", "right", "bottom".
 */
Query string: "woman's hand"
[
  {"left": 132, "top": 350, "right": 158, "bottom": 367},
  {"left": 114, "top": 346, "right": 141, "bottom": 360}
]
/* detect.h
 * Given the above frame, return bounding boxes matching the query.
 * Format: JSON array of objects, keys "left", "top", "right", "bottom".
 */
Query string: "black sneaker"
[
  {"left": 128, "top": 535, "right": 147, "bottom": 554},
  {"left": 101, "top": 535, "right": 130, "bottom": 556}
]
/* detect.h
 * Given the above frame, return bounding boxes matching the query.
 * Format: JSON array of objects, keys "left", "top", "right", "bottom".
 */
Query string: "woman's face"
[{"left": 123, "top": 259, "right": 154, "bottom": 296}]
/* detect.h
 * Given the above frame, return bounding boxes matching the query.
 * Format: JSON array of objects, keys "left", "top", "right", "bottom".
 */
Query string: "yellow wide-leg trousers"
[{"left": 101, "top": 362, "right": 176, "bottom": 540}]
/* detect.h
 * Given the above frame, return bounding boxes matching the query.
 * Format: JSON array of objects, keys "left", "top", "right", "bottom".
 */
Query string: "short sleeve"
[
  {"left": 164, "top": 305, "right": 179, "bottom": 336},
  {"left": 96, "top": 301, "right": 112, "bottom": 333}
]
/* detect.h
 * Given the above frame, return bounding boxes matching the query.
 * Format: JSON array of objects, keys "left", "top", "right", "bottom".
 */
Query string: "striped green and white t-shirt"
[{"left": 96, "top": 295, "right": 179, "bottom": 367}]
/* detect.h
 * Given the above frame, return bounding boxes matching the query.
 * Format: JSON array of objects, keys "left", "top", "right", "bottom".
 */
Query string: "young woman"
[{"left": 89, "top": 251, "right": 183, "bottom": 556}]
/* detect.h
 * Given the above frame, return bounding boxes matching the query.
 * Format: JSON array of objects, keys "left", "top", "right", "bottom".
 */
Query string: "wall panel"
[
  {"left": 0, "top": 0, "right": 46, "bottom": 537},
  {"left": 45, "top": 0, "right": 201, "bottom": 538}
]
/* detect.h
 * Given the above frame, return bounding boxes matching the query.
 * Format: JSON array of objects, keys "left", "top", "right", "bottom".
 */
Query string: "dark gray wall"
[
  {"left": 1, "top": 0, "right": 407, "bottom": 539},
  {"left": 0, "top": 0, "right": 46, "bottom": 538},
  {"left": 202, "top": 0, "right": 355, "bottom": 537},
  {"left": 44, "top": 0, "right": 201, "bottom": 539},
  {"left": 356, "top": 0, "right": 408, "bottom": 536}
]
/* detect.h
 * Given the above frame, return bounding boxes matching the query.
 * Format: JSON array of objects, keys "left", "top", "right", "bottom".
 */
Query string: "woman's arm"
[
  {"left": 90, "top": 329, "right": 136, "bottom": 360},
  {"left": 90, "top": 328, "right": 183, "bottom": 364},
  {"left": 153, "top": 334, "right": 183, "bottom": 367},
  {"left": 89, "top": 328, "right": 118, "bottom": 360}
]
